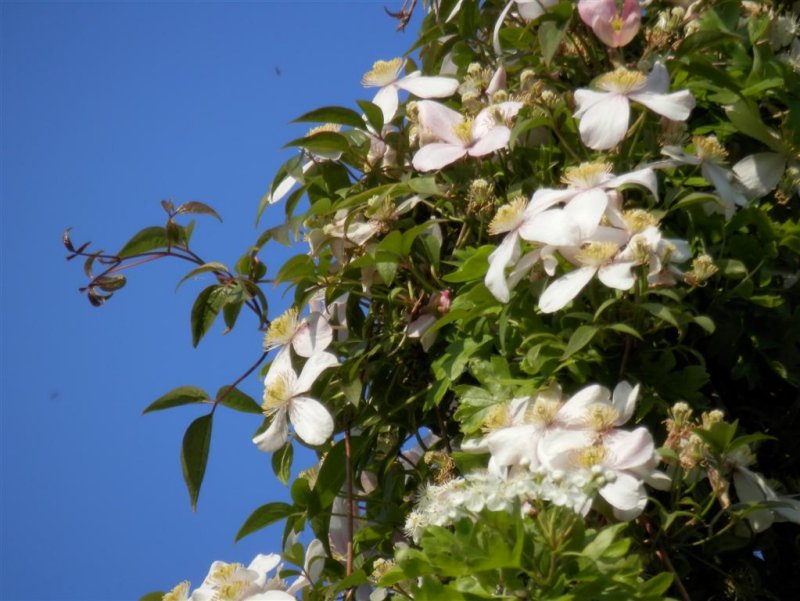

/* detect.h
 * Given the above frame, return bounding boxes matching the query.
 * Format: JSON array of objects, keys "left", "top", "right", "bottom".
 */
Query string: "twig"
[
  {"left": 211, "top": 351, "right": 268, "bottom": 414},
  {"left": 640, "top": 515, "right": 691, "bottom": 601},
  {"left": 344, "top": 426, "right": 356, "bottom": 601}
]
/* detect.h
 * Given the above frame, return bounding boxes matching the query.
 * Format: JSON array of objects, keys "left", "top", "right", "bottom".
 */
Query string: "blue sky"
[{"left": 1, "top": 2, "right": 421, "bottom": 599}]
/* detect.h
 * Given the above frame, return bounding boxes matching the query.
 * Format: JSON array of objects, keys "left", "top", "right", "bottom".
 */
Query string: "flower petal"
[
  {"left": 372, "top": 84, "right": 399, "bottom": 123},
  {"left": 539, "top": 266, "right": 597, "bottom": 313},
  {"left": 417, "top": 100, "right": 464, "bottom": 145},
  {"left": 468, "top": 125, "right": 511, "bottom": 157},
  {"left": 732, "top": 152, "right": 785, "bottom": 198},
  {"left": 485, "top": 232, "right": 521, "bottom": 303},
  {"left": 597, "top": 261, "right": 636, "bottom": 290},
  {"left": 396, "top": 73, "right": 459, "bottom": 99},
  {"left": 629, "top": 89, "right": 695, "bottom": 121},
  {"left": 293, "top": 312, "right": 333, "bottom": 357},
  {"left": 519, "top": 208, "right": 581, "bottom": 246},
  {"left": 289, "top": 396, "right": 334, "bottom": 446},
  {"left": 600, "top": 472, "right": 646, "bottom": 512},
  {"left": 564, "top": 187, "right": 608, "bottom": 238},
  {"left": 296, "top": 351, "right": 339, "bottom": 393},
  {"left": 248, "top": 553, "right": 282, "bottom": 588},
  {"left": 611, "top": 381, "right": 638, "bottom": 426},
  {"left": 253, "top": 410, "right": 289, "bottom": 453},
  {"left": 486, "top": 424, "right": 542, "bottom": 468},
  {"left": 606, "top": 167, "right": 659, "bottom": 201},
  {"left": 576, "top": 93, "right": 630, "bottom": 150},
  {"left": 605, "top": 427, "right": 655, "bottom": 471},
  {"left": 412, "top": 143, "right": 467, "bottom": 171}
]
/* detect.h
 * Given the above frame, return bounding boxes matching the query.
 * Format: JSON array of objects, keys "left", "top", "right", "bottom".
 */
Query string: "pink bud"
[
  {"left": 578, "top": 0, "right": 641, "bottom": 48},
  {"left": 436, "top": 290, "right": 452, "bottom": 313}
]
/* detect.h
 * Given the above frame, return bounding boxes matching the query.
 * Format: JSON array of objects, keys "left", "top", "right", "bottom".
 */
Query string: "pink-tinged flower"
[
  {"left": 574, "top": 62, "right": 695, "bottom": 150},
  {"left": 538, "top": 226, "right": 637, "bottom": 314},
  {"left": 253, "top": 350, "right": 338, "bottom": 452},
  {"left": 540, "top": 426, "right": 661, "bottom": 520},
  {"left": 412, "top": 100, "right": 521, "bottom": 171},
  {"left": 578, "top": 0, "right": 642, "bottom": 48},
  {"left": 361, "top": 57, "right": 459, "bottom": 122}
]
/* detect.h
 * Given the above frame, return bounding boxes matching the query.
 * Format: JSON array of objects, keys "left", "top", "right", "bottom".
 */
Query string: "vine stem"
[
  {"left": 211, "top": 351, "right": 268, "bottom": 415},
  {"left": 640, "top": 515, "right": 691, "bottom": 601},
  {"left": 344, "top": 426, "right": 356, "bottom": 601}
]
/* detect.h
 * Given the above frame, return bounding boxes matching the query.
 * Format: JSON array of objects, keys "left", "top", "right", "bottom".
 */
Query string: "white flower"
[
  {"left": 253, "top": 350, "right": 338, "bottom": 452},
  {"left": 189, "top": 553, "right": 284, "bottom": 601},
  {"left": 661, "top": 135, "right": 747, "bottom": 218},
  {"left": 361, "top": 57, "right": 459, "bottom": 122},
  {"left": 263, "top": 307, "right": 333, "bottom": 360},
  {"left": 412, "top": 100, "right": 521, "bottom": 171},
  {"left": 540, "top": 426, "right": 660, "bottom": 520},
  {"left": 538, "top": 226, "right": 636, "bottom": 314},
  {"left": 574, "top": 62, "right": 694, "bottom": 150}
]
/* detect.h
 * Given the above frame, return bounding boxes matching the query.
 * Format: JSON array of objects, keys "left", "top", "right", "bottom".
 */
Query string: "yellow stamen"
[
  {"left": 361, "top": 57, "right": 404, "bottom": 87},
  {"left": 216, "top": 581, "right": 250, "bottom": 601},
  {"left": 489, "top": 197, "right": 527, "bottom": 235},
  {"left": 307, "top": 123, "right": 342, "bottom": 136},
  {"left": 482, "top": 403, "right": 511, "bottom": 432},
  {"left": 610, "top": 15, "right": 625, "bottom": 33},
  {"left": 561, "top": 161, "right": 613, "bottom": 188},
  {"left": 623, "top": 209, "right": 659, "bottom": 233},
  {"left": 585, "top": 403, "right": 619, "bottom": 431},
  {"left": 210, "top": 563, "right": 244, "bottom": 585},
  {"left": 163, "top": 581, "right": 190, "bottom": 601},
  {"left": 575, "top": 445, "right": 607, "bottom": 468},
  {"left": 452, "top": 119, "right": 474, "bottom": 144},
  {"left": 597, "top": 67, "right": 648, "bottom": 93},
  {"left": 692, "top": 135, "right": 728, "bottom": 162},
  {"left": 263, "top": 307, "right": 299, "bottom": 349},
  {"left": 575, "top": 241, "right": 619, "bottom": 266},
  {"left": 525, "top": 397, "right": 562, "bottom": 426},
  {"left": 262, "top": 375, "right": 292, "bottom": 412}
]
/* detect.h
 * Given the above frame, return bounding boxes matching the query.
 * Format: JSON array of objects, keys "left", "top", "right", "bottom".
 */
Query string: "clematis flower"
[
  {"left": 253, "top": 350, "right": 338, "bottom": 452},
  {"left": 263, "top": 307, "right": 333, "bottom": 360},
  {"left": 361, "top": 57, "right": 459, "bottom": 122},
  {"left": 184, "top": 553, "right": 288, "bottom": 601},
  {"left": 412, "top": 100, "right": 520, "bottom": 171},
  {"left": 538, "top": 226, "right": 637, "bottom": 314},
  {"left": 574, "top": 62, "right": 695, "bottom": 150},
  {"left": 540, "top": 426, "right": 662, "bottom": 520},
  {"left": 578, "top": 0, "right": 642, "bottom": 48}
]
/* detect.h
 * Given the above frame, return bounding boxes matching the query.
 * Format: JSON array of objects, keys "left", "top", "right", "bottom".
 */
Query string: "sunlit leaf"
[{"left": 143, "top": 386, "right": 209, "bottom": 414}]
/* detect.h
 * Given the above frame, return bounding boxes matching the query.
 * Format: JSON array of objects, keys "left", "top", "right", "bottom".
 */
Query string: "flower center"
[
  {"left": 452, "top": 119, "right": 474, "bottom": 144},
  {"left": 262, "top": 375, "right": 293, "bottom": 412},
  {"left": 481, "top": 403, "right": 511, "bottom": 432},
  {"left": 163, "top": 581, "right": 190, "bottom": 601},
  {"left": 585, "top": 403, "right": 620, "bottom": 431},
  {"left": 210, "top": 563, "right": 245, "bottom": 585},
  {"left": 489, "top": 197, "right": 528, "bottom": 235},
  {"left": 264, "top": 307, "right": 299, "bottom": 349},
  {"left": 575, "top": 241, "right": 619, "bottom": 266},
  {"left": 217, "top": 581, "right": 250, "bottom": 601},
  {"left": 361, "top": 57, "right": 404, "bottom": 87},
  {"left": 561, "top": 161, "right": 613, "bottom": 188},
  {"left": 622, "top": 209, "right": 659, "bottom": 233},
  {"left": 575, "top": 445, "right": 607, "bottom": 468},
  {"left": 307, "top": 123, "right": 342, "bottom": 136},
  {"left": 526, "top": 397, "right": 562, "bottom": 426},
  {"left": 610, "top": 14, "right": 625, "bottom": 33},
  {"left": 597, "top": 67, "right": 647, "bottom": 93},
  {"left": 692, "top": 135, "right": 728, "bottom": 162}
]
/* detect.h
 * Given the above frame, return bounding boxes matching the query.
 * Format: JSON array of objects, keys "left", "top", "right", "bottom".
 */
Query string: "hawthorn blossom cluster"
[
  {"left": 470, "top": 381, "right": 670, "bottom": 520},
  {"left": 404, "top": 468, "right": 602, "bottom": 543}
]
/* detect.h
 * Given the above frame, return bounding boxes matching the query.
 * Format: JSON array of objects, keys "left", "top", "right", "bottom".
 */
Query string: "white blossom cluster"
[
  {"left": 404, "top": 467, "right": 605, "bottom": 543},
  {"left": 466, "top": 381, "right": 670, "bottom": 522}
]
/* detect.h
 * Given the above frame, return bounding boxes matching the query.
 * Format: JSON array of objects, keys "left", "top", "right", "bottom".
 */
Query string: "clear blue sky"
[{"left": 1, "top": 2, "right": 421, "bottom": 599}]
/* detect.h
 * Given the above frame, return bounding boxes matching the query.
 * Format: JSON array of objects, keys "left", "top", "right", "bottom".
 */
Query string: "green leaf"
[
  {"left": 693, "top": 315, "right": 716, "bottom": 334},
  {"left": 215, "top": 386, "right": 262, "bottom": 414},
  {"left": 285, "top": 131, "right": 350, "bottom": 155},
  {"left": 725, "top": 100, "right": 787, "bottom": 154},
  {"left": 222, "top": 301, "right": 243, "bottom": 333},
  {"left": 190, "top": 285, "right": 226, "bottom": 347},
  {"left": 606, "top": 323, "right": 643, "bottom": 340},
  {"left": 641, "top": 302, "right": 680, "bottom": 329},
  {"left": 561, "top": 325, "right": 598, "bottom": 360},
  {"left": 175, "top": 201, "right": 222, "bottom": 222},
  {"left": 271, "top": 442, "right": 293, "bottom": 485},
  {"left": 235, "top": 501, "right": 294, "bottom": 541},
  {"left": 442, "top": 245, "right": 494, "bottom": 283},
  {"left": 95, "top": 274, "right": 126, "bottom": 292},
  {"left": 357, "top": 99, "right": 384, "bottom": 131},
  {"left": 181, "top": 414, "right": 213, "bottom": 511},
  {"left": 117, "top": 226, "right": 169, "bottom": 258},
  {"left": 175, "top": 262, "right": 229, "bottom": 290},
  {"left": 142, "top": 385, "right": 209, "bottom": 414},
  {"left": 293, "top": 105, "right": 365, "bottom": 129},
  {"left": 538, "top": 20, "right": 567, "bottom": 66}
]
